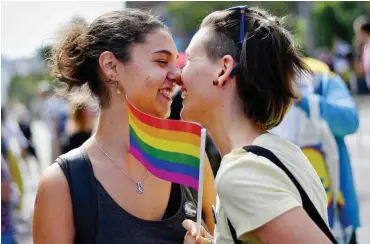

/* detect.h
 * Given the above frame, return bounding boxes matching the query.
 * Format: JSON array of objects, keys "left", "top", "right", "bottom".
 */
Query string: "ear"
[
  {"left": 217, "top": 54, "right": 238, "bottom": 86},
  {"left": 98, "top": 51, "right": 119, "bottom": 82}
]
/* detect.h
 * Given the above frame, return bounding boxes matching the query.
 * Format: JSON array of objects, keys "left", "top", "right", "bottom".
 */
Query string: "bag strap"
[
  {"left": 227, "top": 218, "right": 242, "bottom": 244},
  {"left": 56, "top": 148, "right": 98, "bottom": 244},
  {"left": 227, "top": 145, "right": 337, "bottom": 244}
]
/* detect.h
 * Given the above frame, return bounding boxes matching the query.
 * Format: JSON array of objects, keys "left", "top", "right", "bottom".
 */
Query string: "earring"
[
  {"left": 116, "top": 82, "right": 121, "bottom": 95},
  {"left": 213, "top": 80, "right": 219, "bottom": 86}
]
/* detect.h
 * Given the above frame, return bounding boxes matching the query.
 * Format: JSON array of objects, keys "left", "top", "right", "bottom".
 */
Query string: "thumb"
[{"left": 182, "top": 219, "right": 197, "bottom": 236}]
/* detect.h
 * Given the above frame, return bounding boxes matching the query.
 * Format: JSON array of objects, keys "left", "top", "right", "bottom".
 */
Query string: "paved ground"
[
  {"left": 13, "top": 95, "right": 370, "bottom": 244},
  {"left": 346, "top": 95, "right": 370, "bottom": 243}
]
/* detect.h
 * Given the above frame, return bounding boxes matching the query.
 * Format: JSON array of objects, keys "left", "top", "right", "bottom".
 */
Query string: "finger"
[
  {"left": 195, "top": 236, "right": 212, "bottom": 244},
  {"left": 182, "top": 219, "right": 197, "bottom": 236},
  {"left": 184, "top": 231, "right": 196, "bottom": 244}
]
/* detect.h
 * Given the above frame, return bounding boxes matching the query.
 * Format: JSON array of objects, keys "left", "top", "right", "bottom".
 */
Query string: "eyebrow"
[{"left": 152, "top": 49, "right": 179, "bottom": 59}]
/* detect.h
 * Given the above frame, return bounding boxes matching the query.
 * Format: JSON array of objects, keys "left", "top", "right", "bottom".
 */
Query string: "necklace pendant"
[{"left": 137, "top": 182, "right": 144, "bottom": 194}]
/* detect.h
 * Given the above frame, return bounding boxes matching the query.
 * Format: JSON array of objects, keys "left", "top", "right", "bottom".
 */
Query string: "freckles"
[
  {"left": 145, "top": 76, "right": 155, "bottom": 88},
  {"left": 135, "top": 66, "right": 141, "bottom": 76}
]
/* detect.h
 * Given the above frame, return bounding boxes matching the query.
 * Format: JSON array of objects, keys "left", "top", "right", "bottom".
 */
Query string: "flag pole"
[{"left": 196, "top": 128, "right": 207, "bottom": 238}]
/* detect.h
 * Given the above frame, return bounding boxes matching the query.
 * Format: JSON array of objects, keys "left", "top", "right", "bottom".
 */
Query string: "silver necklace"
[{"left": 93, "top": 137, "right": 148, "bottom": 194}]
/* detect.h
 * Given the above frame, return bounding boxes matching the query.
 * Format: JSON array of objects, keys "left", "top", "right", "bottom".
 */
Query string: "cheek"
[
  {"left": 144, "top": 76, "right": 156, "bottom": 89},
  {"left": 144, "top": 65, "right": 168, "bottom": 86},
  {"left": 182, "top": 63, "right": 204, "bottom": 87}
]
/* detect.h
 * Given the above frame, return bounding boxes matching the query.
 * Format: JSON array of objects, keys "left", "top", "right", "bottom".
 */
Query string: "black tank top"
[{"left": 58, "top": 148, "right": 204, "bottom": 244}]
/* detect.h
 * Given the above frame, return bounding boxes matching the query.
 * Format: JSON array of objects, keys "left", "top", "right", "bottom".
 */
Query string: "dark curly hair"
[{"left": 49, "top": 9, "right": 167, "bottom": 107}]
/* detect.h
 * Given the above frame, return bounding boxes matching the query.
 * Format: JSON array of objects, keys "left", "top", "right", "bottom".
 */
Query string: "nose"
[{"left": 167, "top": 66, "right": 182, "bottom": 85}]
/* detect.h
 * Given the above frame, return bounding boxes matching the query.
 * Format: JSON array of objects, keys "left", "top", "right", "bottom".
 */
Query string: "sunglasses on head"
[
  {"left": 226, "top": 5, "right": 248, "bottom": 78},
  {"left": 227, "top": 5, "right": 248, "bottom": 44}
]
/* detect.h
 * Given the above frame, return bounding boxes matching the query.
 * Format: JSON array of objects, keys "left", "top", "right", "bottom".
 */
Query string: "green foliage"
[
  {"left": 7, "top": 72, "right": 54, "bottom": 104},
  {"left": 166, "top": 1, "right": 240, "bottom": 34},
  {"left": 165, "top": 1, "right": 301, "bottom": 49},
  {"left": 166, "top": 1, "right": 298, "bottom": 33},
  {"left": 312, "top": 1, "right": 370, "bottom": 48},
  {"left": 165, "top": 1, "right": 370, "bottom": 54}
]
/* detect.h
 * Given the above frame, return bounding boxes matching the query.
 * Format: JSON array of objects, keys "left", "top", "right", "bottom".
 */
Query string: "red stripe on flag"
[{"left": 128, "top": 100, "right": 202, "bottom": 136}]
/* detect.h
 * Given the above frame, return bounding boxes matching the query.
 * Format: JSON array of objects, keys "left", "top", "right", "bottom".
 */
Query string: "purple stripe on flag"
[{"left": 130, "top": 146, "right": 199, "bottom": 190}]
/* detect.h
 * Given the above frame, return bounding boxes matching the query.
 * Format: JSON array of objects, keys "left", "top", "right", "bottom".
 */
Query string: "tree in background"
[
  {"left": 6, "top": 16, "right": 88, "bottom": 107},
  {"left": 312, "top": 2, "right": 370, "bottom": 49},
  {"left": 165, "top": 1, "right": 305, "bottom": 53},
  {"left": 7, "top": 72, "right": 54, "bottom": 105},
  {"left": 165, "top": 1, "right": 370, "bottom": 57}
]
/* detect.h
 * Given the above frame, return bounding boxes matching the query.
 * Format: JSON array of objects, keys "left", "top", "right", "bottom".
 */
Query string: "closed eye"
[{"left": 156, "top": 60, "right": 168, "bottom": 64}]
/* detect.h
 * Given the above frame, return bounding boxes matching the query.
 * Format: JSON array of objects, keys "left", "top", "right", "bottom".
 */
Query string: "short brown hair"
[
  {"left": 50, "top": 9, "right": 166, "bottom": 107},
  {"left": 201, "top": 7, "right": 310, "bottom": 130},
  {"left": 354, "top": 15, "right": 370, "bottom": 34}
]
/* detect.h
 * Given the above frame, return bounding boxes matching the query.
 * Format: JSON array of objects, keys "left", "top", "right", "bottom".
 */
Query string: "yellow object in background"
[
  {"left": 6, "top": 152, "right": 24, "bottom": 210},
  {"left": 304, "top": 57, "right": 330, "bottom": 74}
]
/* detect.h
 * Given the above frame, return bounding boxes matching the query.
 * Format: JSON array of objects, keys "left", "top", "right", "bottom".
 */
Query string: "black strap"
[
  {"left": 56, "top": 148, "right": 98, "bottom": 244},
  {"left": 227, "top": 145, "right": 337, "bottom": 244},
  {"left": 227, "top": 218, "right": 242, "bottom": 244}
]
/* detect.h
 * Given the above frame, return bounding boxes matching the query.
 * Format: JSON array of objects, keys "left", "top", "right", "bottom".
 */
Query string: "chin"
[
  {"left": 180, "top": 106, "right": 195, "bottom": 122},
  {"left": 163, "top": 108, "right": 171, "bottom": 119},
  {"left": 155, "top": 107, "right": 171, "bottom": 119}
]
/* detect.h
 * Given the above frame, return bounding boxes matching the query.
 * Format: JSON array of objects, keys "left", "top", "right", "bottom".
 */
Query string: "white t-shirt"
[{"left": 214, "top": 133, "right": 328, "bottom": 244}]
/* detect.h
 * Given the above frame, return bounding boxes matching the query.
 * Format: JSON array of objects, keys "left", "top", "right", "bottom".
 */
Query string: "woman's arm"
[
  {"left": 201, "top": 155, "right": 216, "bottom": 234},
  {"left": 252, "top": 207, "right": 331, "bottom": 244},
  {"left": 183, "top": 208, "right": 332, "bottom": 244},
  {"left": 33, "top": 164, "right": 75, "bottom": 244}
]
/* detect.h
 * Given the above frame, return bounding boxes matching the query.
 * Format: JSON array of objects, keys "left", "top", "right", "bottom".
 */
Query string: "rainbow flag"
[{"left": 127, "top": 99, "right": 203, "bottom": 190}]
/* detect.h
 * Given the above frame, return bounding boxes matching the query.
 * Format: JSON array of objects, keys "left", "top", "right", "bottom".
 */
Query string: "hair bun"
[{"left": 50, "top": 23, "right": 88, "bottom": 91}]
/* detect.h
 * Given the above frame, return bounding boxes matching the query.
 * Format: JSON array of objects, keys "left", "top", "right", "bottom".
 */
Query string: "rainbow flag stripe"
[{"left": 128, "top": 100, "right": 202, "bottom": 190}]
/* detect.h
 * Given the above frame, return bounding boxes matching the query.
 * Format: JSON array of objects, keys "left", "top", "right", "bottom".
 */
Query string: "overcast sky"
[{"left": 1, "top": 1, "right": 125, "bottom": 60}]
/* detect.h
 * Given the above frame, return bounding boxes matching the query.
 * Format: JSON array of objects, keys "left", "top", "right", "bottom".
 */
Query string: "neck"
[
  {"left": 92, "top": 97, "right": 131, "bottom": 163},
  {"left": 204, "top": 99, "right": 265, "bottom": 158}
]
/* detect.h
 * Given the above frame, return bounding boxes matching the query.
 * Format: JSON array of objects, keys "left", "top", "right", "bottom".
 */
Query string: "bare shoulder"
[
  {"left": 40, "top": 162, "right": 69, "bottom": 186},
  {"left": 33, "top": 163, "right": 74, "bottom": 244},
  {"left": 36, "top": 163, "right": 71, "bottom": 202}
]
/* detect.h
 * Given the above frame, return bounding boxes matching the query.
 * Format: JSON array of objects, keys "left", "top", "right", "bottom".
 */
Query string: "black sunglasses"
[{"left": 227, "top": 5, "right": 248, "bottom": 77}]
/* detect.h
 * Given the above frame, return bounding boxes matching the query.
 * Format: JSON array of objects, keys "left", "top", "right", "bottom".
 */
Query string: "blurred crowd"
[{"left": 314, "top": 15, "right": 370, "bottom": 95}]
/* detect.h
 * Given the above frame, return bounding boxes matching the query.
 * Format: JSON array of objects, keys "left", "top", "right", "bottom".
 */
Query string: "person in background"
[
  {"left": 353, "top": 15, "right": 370, "bottom": 90},
  {"left": 12, "top": 102, "right": 41, "bottom": 171},
  {"left": 62, "top": 102, "right": 95, "bottom": 154},
  {"left": 293, "top": 58, "right": 360, "bottom": 244},
  {"left": 1, "top": 107, "right": 25, "bottom": 210},
  {"left": 2, "top": 156, "right": 15, "bottom": 244},
  {"left": 1, "top": 106, "right": 29, "bottom": 161},
  {"left": 38, "top": 81, "right": 70, "bottom": 161},
  {"left": 332, "top": 34, "right": 352, "bottom": 87}
]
